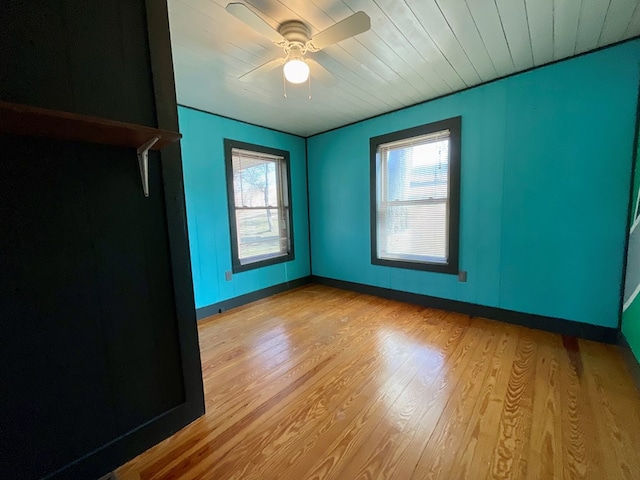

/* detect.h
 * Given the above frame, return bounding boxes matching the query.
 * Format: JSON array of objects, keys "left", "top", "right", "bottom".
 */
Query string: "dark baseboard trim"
[
  {"left": 310, "top": 275, "right": 619, "bottom": 344},
  {"left": 44, "top": 402, "right": 201, "bottom": 480},
  {"left": 196, "top": 276, "right": 312, "bottom": 320},
  {"left": 619, "top": 333, "right": 640, "bottom": 394}
]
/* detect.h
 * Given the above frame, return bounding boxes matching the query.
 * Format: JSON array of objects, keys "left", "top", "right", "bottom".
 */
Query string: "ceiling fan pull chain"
[
  {"left": 283, "top": 69, "right": 287, "bottom": 99},
  {"left": 308, "top": 73, "right": 312, "bottom": 100}
]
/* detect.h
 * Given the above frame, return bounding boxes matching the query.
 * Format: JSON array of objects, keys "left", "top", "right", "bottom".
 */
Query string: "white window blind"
[
  {"left": 231, "top": 148, "right": 290, "bottom": 265},
  {"left": 376, "top": 129, "right": 451, "bottom": 264}
]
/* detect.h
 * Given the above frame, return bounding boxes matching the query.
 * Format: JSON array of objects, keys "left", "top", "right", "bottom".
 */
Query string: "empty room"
[{"left": 2, "top": 0, "right": 640, "bottom": 479}]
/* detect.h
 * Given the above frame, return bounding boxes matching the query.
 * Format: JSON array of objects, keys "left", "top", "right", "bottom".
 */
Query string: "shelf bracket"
[{"left": 137, "top": 136, "right": 160, "bottom": 197}]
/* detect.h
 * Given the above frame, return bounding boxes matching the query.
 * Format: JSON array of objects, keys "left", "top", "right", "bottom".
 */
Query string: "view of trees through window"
[{"left": 231, "top": 149, "right": 289, "bottom": 265}]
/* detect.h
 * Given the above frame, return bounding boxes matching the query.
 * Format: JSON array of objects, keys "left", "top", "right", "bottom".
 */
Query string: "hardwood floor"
[{"left": 117, "top": 285, "right": 640, "bottom": 480}]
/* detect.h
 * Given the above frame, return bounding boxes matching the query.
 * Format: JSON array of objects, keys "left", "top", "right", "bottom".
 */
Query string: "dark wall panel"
[
  {"left": 0, "top": 0, "right": 155, "bottom": 125},
  {"left": 1, "top": 138, "right": 119, "bottom": 478},
  {"left": 0, "top": 135, "right": 186, "bottom": 479},
  {"left": 0, "top": 1, "right": 202, "bottom": 479}
]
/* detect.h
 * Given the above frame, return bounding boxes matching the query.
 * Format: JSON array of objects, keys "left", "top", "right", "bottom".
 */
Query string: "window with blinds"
[
  {"left": 370, "top": 117, "right": 461, "bottom": 274},
  {"left": 224, "top": 140, "right": 294, "bottom": 272}
]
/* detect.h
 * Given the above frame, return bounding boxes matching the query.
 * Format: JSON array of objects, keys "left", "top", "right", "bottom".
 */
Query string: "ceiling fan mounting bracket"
[{"left": 283, "top": 41, "right": 307, "bottom": 59}]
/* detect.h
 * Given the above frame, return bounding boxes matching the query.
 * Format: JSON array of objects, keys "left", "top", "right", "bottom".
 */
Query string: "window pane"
[
  {"left": 233, "top": 157, "right": 278, "bottom": 208},
  {"left": 383, "top": 138, "right": 449, "bottom": 202},
  {"left": 235, "top": 208, "right": 285, "bottom": 263},
  {"left": 378, "top": 203, "right": 448, "bottom": 263}
]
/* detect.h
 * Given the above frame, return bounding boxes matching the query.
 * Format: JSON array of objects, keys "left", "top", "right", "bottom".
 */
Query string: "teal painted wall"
[
  {"left": 179, "top": 107, "right": 310, "bottom": 309},
  {"left": 307, "top": 40, "right": 640, "bottom": 328},
  {"left": 623, "top": 118, "right": 640, "bottom": 361}
]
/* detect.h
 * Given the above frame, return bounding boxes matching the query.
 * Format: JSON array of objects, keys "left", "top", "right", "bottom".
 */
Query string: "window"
[
  {"left": 224, "top": 139, "right": 294, "bottom": 272},
  {"left": 370, "top": 117, "right": 461, "bottom": 274}
]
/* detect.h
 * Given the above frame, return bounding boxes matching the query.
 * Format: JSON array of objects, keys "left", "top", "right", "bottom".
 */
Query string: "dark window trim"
[
  {"left": 224, "top": 139, "right": 295, "bottom": 273},
  {"left": 369, "top": 116, "right": 461, "bottom": 274}
]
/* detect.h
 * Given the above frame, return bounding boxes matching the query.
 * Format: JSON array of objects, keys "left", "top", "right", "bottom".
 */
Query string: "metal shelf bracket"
[{"left": 137, "top": 136, "right": 160, "bottom": 197}]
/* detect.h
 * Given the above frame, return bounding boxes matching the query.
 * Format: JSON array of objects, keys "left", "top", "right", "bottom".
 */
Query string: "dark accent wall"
[{"left": 0, "top": 1, "right": 204, "bottom": 479}]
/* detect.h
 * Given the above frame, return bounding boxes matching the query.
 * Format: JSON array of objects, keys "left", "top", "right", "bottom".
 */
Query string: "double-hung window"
[
  {"left": 224, "top": 139, "right": 294, "bottom": 272},
  {"left": 370, "top": 117, "right": 461, "bottom": 274}
]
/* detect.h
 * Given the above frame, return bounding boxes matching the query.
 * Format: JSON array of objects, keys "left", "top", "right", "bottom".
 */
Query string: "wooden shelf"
[
  {"left": 0, "top": 100, "right": 181, "bottom": 149},
  {"left": 0, "top": 100, "right": 182, "bottom": 196}
]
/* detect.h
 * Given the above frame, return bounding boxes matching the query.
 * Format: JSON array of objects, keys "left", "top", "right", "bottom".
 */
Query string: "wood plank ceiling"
[{"left": 168, "top": 0, "right": 640, "bottom": 137}]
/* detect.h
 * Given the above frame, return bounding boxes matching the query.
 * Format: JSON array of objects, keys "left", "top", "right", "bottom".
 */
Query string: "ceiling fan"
[{"left": 226, "top": 3, "right": 371, "bottom": 90}]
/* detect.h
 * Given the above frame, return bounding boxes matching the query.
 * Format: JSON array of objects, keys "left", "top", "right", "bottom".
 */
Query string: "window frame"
[
  {"left": 224, "top": 139, "right": 295, "bottom": 273},
  {"left": 369, "top": 116, "right": 461, "bottom": 274}
]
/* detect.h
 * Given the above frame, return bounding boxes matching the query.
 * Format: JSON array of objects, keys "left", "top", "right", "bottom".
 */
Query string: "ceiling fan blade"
[
  {"left": 306, "top": 58, "right": 337, "bottom": 87},
  {"left": 226, "top": 3, "right": 285, "bottom": 44},
  {"left": 239, "top": 57, "right": 285, "bottom": 82},
  {"left": 309, "top": 11, "right": 370, "bottom": 51}
]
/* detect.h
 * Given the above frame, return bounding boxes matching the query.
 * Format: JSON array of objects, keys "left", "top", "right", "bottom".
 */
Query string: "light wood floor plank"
[
  {"left": 449, "top": 324, "right": 522, "bottom": 480},
  {"left": 526, "top": 332, "right": 563, "bottom": 480},
  {"left": 409, "top": 320, "right": 503, "bottom": 480},
  {"left": 580, "top": 339, "right": 640, "bottom": 479},
  {"left": 488, "top": 331, "right": 538, "bottom": 479},
  {"left": 117, "top": 285, "right": 640, "bottom": 480}
]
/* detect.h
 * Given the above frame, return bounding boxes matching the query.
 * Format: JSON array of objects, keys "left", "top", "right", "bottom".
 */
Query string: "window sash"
[
  {"left": 376, "top": 129, "right": 451, "bottom": 265},
  {"left": 231, "top": 147, "right": 291, "bottom": 267}
]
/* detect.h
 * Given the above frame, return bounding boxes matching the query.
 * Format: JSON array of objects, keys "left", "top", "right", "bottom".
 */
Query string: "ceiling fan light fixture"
[
  {"left": 226, "top": 4, "right": 370, "bottom": 89},
  {"left": 283, "top": 58, "right": 309, "bottom": 84}
]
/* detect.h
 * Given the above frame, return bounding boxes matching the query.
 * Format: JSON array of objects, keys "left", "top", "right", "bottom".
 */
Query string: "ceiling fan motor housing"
[{"left": 278, "top": 20, "right": 311, "bottom": 45}]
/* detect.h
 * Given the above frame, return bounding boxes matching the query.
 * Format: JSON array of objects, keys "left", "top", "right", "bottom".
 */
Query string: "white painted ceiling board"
[
  {"left": 554, "top": 0, "right": 582, "bottom": 60},
  {"left": 309, "top": 2, "right": 427, "bottom": 105},
  {"left": 576, "top": 0, "right": 611, "bottom": 53},
  {"left": 343, "top": 0, "right": 441, "bottom": 98},
  {"left": 525, "top": 0, "right": 554, "bottom": 66},
  {"left": 433, "top": 0, "right": 498, "bottom": 82},
  {"left": 600, "top": 0, "right": 640, "bottom": 46},
  {"left": 168, "top": 0, "right": 640, "bottom": 136},
  {"left": 495, "top": 0, "right": 535, "bottom": 71},
  {"left": 625, "top": 4, "right": 640, "bottom": 37},
  {"left": 466, "top": 0, "right": 514, "bottom": 76},
  {"left": 369, "top": 2, "right": 449, "bottom": 95},
  {"left": 405, "top": 0, "right": 482, "bottom": 86},
  {"left": 310, "top": 51, "right": 397, "bottom": 109},
  {"left": 374, "top": 0, "right": 467, "bottom": 92},
  {"left": 328, "top": 38, "right": 426, "bottom": 106}
]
